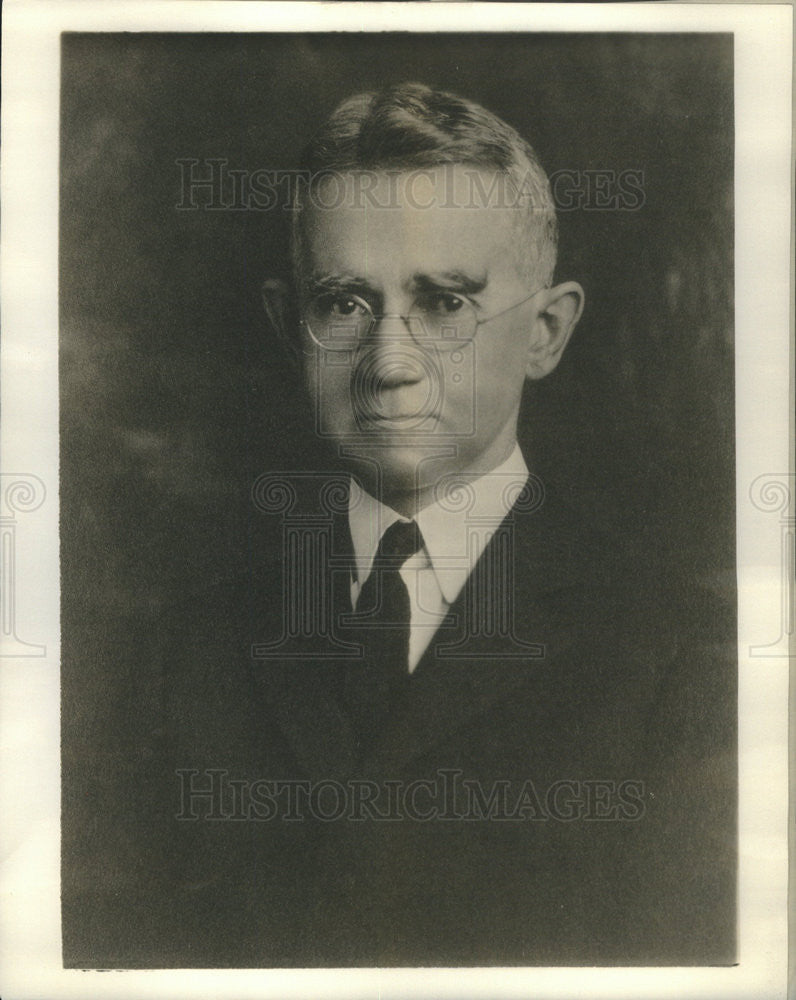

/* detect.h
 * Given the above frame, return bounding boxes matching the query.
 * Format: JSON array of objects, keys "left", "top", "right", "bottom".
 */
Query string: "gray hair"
[{"left": 291, "top": 82, "right": 558, "bottom": 287}]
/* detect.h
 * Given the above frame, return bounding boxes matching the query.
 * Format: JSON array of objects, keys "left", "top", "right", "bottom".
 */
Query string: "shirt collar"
[
  {"left": 347, "top": 480, "right": 405, "bottom": 587},
  {"left": 348, "top": 444, "right": 529, "bottom": 605}
]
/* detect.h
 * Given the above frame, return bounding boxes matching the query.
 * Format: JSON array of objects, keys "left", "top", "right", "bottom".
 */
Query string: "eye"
[
  {"left": 418, "top": 292, "right": 468, "bottom": 316},
  {"left": 330, "top": 296, "right": 367, "bottom": 317},
  {"left": 310, "top": 293, "right": 370, "bottom": 320}
]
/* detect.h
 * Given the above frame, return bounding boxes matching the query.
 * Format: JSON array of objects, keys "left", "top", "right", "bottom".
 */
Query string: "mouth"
[
  {"left": 365, "top": 411, "right": 423, "bottom": 425},
  {"left": 355, "top": 393, "right": 435, "bottom": 428}
]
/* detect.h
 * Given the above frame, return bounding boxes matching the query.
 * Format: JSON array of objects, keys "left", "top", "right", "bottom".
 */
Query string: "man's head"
[{"left": 265, "top": 83, "right": 583, "bottom": 513}]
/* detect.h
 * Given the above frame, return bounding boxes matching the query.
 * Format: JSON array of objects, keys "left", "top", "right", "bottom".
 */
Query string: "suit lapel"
[
  {"left": 367, "top": 489, "right": 607, "bottom": 775},
  {"left": 247, "top": 508, "right": 359, "bottom": 782},
  {"left": 250, "top": 478, "right": 609, "bottom": 782}
]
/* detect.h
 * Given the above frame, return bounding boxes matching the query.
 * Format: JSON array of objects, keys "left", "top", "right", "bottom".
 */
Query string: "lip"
[
  {"left": 355, "top": 407, "right": 439, "bottom": 431},
  {"left": 358, "top": 405, "right": 426, "bottom": 421},
  {"left": 374, "top": 374, "right": 423, "bottom": 390},
  {"left": 366, "top": 413, "right": 421, "bottom": 423}
]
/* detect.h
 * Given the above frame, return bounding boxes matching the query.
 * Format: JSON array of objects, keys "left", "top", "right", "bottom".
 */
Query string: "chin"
[{"left": 340, "top": 439, "right": 444, "bottom": 501}]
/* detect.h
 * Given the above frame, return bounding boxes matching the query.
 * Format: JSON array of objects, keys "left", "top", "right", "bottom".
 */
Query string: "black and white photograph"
[{"left": 0, "top": 2, "right": 792, "bottom": 997}]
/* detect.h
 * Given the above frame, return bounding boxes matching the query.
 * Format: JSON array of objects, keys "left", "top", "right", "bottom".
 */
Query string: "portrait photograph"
[{"left": 0, "top": 3, "right": 792, "bottom": 999}]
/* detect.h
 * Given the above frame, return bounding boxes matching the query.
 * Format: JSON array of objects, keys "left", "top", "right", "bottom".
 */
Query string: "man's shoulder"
[{"left": 506, "top": 476, "right": 736, "bottom": 711}]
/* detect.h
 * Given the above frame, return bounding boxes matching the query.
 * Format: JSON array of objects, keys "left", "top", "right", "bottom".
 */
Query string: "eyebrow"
[
  {"left": 409, "top": 270, "right": 488, "bottom": 295},
  {"left": 309, "top": 269, "right": 489, "bottom": 297},
  {"left": 307, "top": 273, "right": 374, "bottom": 296}
]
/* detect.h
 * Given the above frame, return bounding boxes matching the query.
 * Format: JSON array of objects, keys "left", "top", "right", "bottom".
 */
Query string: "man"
[
  {"left": 260, "top": 82, "right": 585, "bottom": 756},
  {"left": 64, "top": 83, "right": 735, "bottom": 968}
]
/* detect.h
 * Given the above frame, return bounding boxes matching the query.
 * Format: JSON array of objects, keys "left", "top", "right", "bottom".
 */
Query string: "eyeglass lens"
[{"left": 305, "top": 294, "right": 476, "bottom": 348}]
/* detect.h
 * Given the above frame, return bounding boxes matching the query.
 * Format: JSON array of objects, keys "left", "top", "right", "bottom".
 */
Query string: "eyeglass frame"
[{"left": 299, "top": 285, "right": 548, "bottom": 352}]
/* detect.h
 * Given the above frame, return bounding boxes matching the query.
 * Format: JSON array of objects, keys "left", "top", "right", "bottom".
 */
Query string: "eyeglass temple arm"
[{"left": 475, "top": 286, "right": 548, "bottom": 327}]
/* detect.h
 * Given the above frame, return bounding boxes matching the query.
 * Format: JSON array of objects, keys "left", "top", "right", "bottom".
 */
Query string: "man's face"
[{"left": 296, "top": 166, "right": 545, "bottom": 501}]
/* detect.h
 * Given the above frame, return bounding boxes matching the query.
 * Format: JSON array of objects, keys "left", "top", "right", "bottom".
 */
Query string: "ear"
[
  {"left": 525, "top": 281, "right": 584, "bottom": 380},
  {"left": 261, "top": 278, "right": 301, "bottom": 363}
]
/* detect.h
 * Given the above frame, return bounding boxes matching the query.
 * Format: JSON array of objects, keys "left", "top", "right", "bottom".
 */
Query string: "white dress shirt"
[{"left": 347, "top": 444, "right": 530, "bottom": 672}]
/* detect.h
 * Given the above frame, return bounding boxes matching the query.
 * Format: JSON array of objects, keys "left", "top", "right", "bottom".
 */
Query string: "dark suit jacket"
[{"left": 62, "top": 479, "right": 736, "bottom": 968}]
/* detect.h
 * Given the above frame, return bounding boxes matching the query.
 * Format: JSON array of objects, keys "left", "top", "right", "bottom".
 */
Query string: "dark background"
[
  {"left": 60, "top": 33, "right": 735, "bottom": 964},
  {"left": 60, "top": 31, "right": 734, "bottom": 652}
]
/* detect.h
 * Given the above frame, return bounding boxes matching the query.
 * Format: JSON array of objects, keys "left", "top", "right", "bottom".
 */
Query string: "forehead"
[{"left": 299, "top": 167, "right": 523, "bottom": 282}]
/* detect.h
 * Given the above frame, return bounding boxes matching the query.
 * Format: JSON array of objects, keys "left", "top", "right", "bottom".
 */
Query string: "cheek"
[
  {"left": 301, "top": 361, "right": 317, "bottom": 397},
  {"left": 469, "top": 338, "right": 528, "bottom": 407},
  {"left": 304, "top": 360, "right": 355, "bottom": 426}
]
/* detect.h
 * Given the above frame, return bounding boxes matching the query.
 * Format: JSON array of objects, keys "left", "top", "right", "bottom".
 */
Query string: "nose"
[
  {"left": 357, "top": 311, "right": 427, "bottom": 388},
  {"left": 366, "top": 310, "right": 415, "bottom": 346}
]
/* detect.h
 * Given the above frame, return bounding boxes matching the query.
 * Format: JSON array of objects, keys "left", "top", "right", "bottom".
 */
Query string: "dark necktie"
[{"left": 343, "top": 519, "right": 423, "bottom": 758}]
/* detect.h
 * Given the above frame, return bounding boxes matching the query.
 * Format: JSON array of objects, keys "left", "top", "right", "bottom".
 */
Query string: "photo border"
[{"left": 1, "top": 2, "right": 792, "bottom": 998}]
